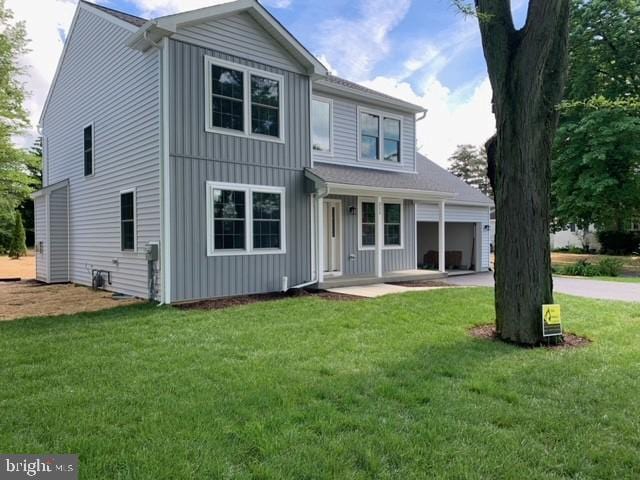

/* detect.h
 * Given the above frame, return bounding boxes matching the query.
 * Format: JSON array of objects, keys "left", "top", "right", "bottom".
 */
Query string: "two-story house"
[{"left": 33, "top": 0, "right": 493, "bottom": 303}]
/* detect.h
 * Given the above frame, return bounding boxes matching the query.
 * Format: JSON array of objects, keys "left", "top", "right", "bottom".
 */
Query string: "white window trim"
[
  {"left": 311, "top": 95, "right": 333, "bottom": 157},
  {"left": 357, "top": 197, "right": 404, "bottom": 250},
  {"left": 83, "top": 122, "right": 95, "bottom": 177},
  {"left": 357, "top": 197, "right": 377, "bottom": 251},
  {"left": 204, "top": 56, "right": 285, "bottom": 144},
  {"left": 120, "top": 188, "right": 137, "bottom": 253},
  {"left": 357, "top": 106, "right": 403, "bottom": 165},
  {"left": 382, "top": 199, "right": 404, "bottom": 250},
  {"left": 206, "top": 181, "right": 286, "bottom": 257}
]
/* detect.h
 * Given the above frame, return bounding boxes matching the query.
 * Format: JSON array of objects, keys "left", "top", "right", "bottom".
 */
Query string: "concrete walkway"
[
  {"left": 328, "top": 283, "right": 448, "bottom": 298},
  {"left": 445, "top": 272, "right": 640, "bottom": 303}
]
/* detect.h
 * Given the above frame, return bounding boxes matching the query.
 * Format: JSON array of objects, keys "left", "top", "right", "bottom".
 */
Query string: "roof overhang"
[
  {"left": 305, "top": 170, "right": 457, "bottom": 202},
  {"left": 314, "top": 79, "right": 427, "bottom": 114},
  {"left": 31, "top": 179, "right": 69, "bottom": 200},
  {"left": 127, "top": 0, "right": 327, "bottom": 76}
]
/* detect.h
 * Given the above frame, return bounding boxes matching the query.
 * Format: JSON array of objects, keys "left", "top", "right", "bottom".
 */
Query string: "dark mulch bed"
[
  {"left": 469, "top": 324, "right": 591, "bottom": 349},
  {"left": 177, "top": 288, "right": 362, "bottom": 311},
  {"left": 388, "top": 280, "right": 454, "bottom": 288}
]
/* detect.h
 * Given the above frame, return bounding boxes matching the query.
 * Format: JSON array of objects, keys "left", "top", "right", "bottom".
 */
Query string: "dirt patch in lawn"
[
  {"left": 551, "top": 252, "right": 640, "bottom": 276},
  {"left": 0, "top": 280, "right": 142, "bottom": 321},
  {"left": 388, "top": 280, "right": 455, "bottom": 288},
  {"left": 177, "top": 288, "right": 362, "bottom": 311},
  {"left": 0, "top": 252, "right": 35, "bottom": 280},
  {"left": 469, "top": 324, "right": 591, "bottom": 349}
]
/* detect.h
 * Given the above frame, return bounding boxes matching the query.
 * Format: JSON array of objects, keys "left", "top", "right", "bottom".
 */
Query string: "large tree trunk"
[{"left": 476, "top": 0, "right": 570, "bottom": 344}]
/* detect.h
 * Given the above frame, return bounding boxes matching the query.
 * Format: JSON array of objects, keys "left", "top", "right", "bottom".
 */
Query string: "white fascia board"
[
  {"left": 326, "top": 183, "right": 457, "bottom": 202},
  {"left": 31, "top": 179, "right": 69, "bottom": 199},
  {"left": 313, "top": 80, "right": 426, "bottom": 114}
]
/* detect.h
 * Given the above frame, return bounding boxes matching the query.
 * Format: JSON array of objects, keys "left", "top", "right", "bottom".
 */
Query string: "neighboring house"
[
  {"left": 33, "top": 0, "right": 493, "bottom": 303},
  {"left": 550, "top": 224, "right": 601, "bottom": 252}
]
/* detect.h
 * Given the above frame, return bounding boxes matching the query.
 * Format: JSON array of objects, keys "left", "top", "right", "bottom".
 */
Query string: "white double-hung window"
[
  {"left": 357, "top": 198, "right": 404, "bottom": 250},
  {"left": 358, "top": 107, "right": 402, "bottom": 164},
  {"left": 206, "top": 181, "right": 286, "bottom": 256},
  {"left": 205, "top": 56, "right": 284, "bottom": 142}
]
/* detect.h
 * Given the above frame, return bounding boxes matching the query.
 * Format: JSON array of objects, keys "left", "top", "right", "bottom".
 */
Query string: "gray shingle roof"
[
  {"left": 81, "top": 1, "right": 148, "bottom": 27},
  {"left": 306, "top": 154, "right": 493, "bottom": 206}
]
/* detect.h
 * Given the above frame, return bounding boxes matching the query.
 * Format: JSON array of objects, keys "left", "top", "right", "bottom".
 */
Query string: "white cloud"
[
  {"left": 131, "top": 0, "right": 291, "bottom": 18},
  {"left": 360, "top": 76, "right": 496, "bottom": 167},
  {"left": 7, "top": 0, "right": 77, "bottom": 147},
  {"left": 316, "top": 0, "right": 412, "bottom": 81}
]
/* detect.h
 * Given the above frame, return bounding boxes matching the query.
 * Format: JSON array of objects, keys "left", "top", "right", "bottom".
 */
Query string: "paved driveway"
[{"left": 446, "top": 273, "right": 640, "bottom": 303}]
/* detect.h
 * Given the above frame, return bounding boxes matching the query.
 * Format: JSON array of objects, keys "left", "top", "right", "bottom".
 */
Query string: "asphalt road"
[{"left": 446, "top": 272, "right": 640, "bottom": 303}]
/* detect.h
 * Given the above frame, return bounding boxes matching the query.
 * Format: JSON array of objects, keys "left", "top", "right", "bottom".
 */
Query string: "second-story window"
[
  {"left": 205, "top": 56, "right": 284, "bottom": 142},
  {"left": 251, "top": 75, "right": 280, "bottom": 138},
  {"left": 360, "top": 112, "right": 380, "bottom": 161},
  {"left": 312, "top": 97, "right": 332, "bottom": 154},
  {"left": 83, "top": 124, "right": 94, "bottom": 176},
  {"left": 359, "top": 108, "right": 403, "bottom": 164},
  {"left": 211, "top": 65, "right": 244, "bottom": 132}
]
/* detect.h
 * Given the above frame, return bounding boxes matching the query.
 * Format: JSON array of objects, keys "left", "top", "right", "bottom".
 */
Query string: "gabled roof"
[
  {"left": 306, "top": 154, "right": 493, "bottom": 206},
  {"left": 127, "top": 0, "right": 327, "bottom": 76},
  {"left": 81, "top": 1, "right": 146, "bottom": 27}
]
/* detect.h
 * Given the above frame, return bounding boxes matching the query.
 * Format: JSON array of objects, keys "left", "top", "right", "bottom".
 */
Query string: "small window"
[
  {"left": 83, "top": 124, "right": 93, "bottom": 176},
  {"left": 360, "top": 201, "right": 376, "bottom": 248},
  {"left": 312, "top": 98, "right": 332, "bottom": 153},
  {"left": 252, "top": 191, "right": 282, "bottom": 249},
  {"left": 360, "top": 112, "right": 380, "bottom": 161},
  {"left": 251, "top": 75, "right": 280, "bottom": 137},
  {"left": 383, "top": 117, "right": 401, "bottom": 162},
  {"left": 207, "top": 182, "right": 285, "bottom": 256},
  {"left": 213, "top": 189, "right": 246, "bottom": 251},
  {"left": 384, "top": 202, "right": 402, "bottom": 247},
  {"left": 120, "top": 190, "right": 136, "bottom": 251},
  {"left": 210, "top": 64, "right": 244, "bottom": 132}
]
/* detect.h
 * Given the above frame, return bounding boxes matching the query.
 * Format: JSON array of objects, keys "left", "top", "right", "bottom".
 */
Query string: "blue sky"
[{"left": 10, "top": 0, "right": 529, "bottom": 165}]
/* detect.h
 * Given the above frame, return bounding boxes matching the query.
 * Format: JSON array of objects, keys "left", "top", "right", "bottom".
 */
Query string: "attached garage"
[
  {"left": 32, "top": 180, "right": 69, "bottom": 284},
  {"left": 416, "top": 203, "right": 491, "bottom": 273}
]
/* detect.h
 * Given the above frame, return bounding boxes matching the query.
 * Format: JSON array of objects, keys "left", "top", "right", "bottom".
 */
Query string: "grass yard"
[
  {"left": 551, "top": 252, "right": 640, "bottom": 281},
  {"left": 1, "top": 289, "right": 640, "bottom": 479},
  {"left": 555, "top": 275, "right": 640, "bottom": 284}
]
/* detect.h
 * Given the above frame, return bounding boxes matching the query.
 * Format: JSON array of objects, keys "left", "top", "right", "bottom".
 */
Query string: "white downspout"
[{"left": 439, "top": 200, "right": 446, "bottom": 273}]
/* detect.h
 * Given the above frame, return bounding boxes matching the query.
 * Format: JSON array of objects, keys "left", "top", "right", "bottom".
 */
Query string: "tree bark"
[{"left": 475, "top": 0, "right": 571, "bottom": 344}]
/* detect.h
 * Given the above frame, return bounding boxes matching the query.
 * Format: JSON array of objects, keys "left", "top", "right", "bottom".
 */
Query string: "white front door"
[{"left": 323, "top": 199, "right": 342, "bottom": 275}]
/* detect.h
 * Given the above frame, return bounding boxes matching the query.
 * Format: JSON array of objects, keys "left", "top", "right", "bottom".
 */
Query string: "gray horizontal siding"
[
  {"left": 35, "top": 196, "right": 47, "bottom": 282},
  {"left": 312, "top": 88, "right": 416, "bottom": 173},
  {"left": 174, "top": 12, "right": 305, "bottom": 74},
  {"left": 170, "top": 157, "right": 311, "bottom": 301},
  {"left": 42, "top": 7, "right": 161, "bottom": 298},
  {"left": 168, "top": 37, "right": 312, "bottom": 301},
  {"left": 49, "top": 185, "right": 69, "bottom": 283}
]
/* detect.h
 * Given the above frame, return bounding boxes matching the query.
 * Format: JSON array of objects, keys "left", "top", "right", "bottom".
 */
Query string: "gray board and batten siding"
[
  {"left": 167, "top": 20, "right": 313, "bottom": 302},
  {"left": 41, "top": 6, "right": 161, "bottom": 298}
]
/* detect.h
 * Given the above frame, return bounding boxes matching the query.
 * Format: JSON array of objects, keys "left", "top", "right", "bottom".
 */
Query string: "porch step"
[{"left": 318, "top": 270, "right": 448, "bottom": 289}]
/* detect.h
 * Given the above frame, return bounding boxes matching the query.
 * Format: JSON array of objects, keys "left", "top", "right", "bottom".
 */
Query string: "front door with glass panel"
[{"left": 323, "top": 199, "right": 342, "bottom": 276}]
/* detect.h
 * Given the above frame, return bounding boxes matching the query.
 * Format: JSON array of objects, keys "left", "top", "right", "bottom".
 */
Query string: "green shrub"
[
  {"left": 597, "top": 258, "right": 624, "bottom": 277},
  {"left": 560, "top": 258, "right": 624, "bottom": 277},
  {"left": 8, "top": 211, "right": 27, "bottom": 259}
]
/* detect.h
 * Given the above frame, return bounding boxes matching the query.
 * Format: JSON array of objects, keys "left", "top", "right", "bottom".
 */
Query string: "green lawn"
[
  {"left": 1, "top": 289, "right": 640, "bottom": 479},
  {"left": 555, "top": 274, "right": 640, "bottom": 283}
]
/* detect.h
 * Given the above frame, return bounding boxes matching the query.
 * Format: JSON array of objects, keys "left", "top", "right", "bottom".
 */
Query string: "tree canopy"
[
  {"left": 448, "top": 144, "right": 493, "bottom": 198},
  {"left": 552, "top": 0, "right": 640, "bottom": 231}
]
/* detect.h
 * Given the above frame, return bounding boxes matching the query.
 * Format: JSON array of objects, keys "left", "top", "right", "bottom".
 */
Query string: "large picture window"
[
  {"left": 120, "top": 190, "right": 136, "bottom": 251},
  {"left": 207, "top": 182, "right": 286, "bottom": 256},
  {"left": 312, "top": 97, "right": 332, "bottom": 154},
  {"left": 205, "top": 56, "right": 284, "bottom": 142},
  {"left": 358, "top": 108, "right": 402, "bottom": 164}
]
